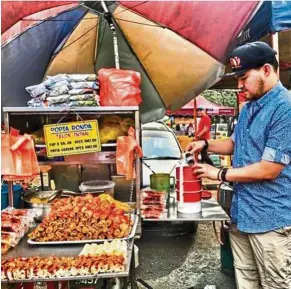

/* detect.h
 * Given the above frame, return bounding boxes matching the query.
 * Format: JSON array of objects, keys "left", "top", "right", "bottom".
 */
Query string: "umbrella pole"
[
  {"left": 101, "top": 0, "right": 120, "bottom": 69},
  {"left": 271, "top": 32, "right": 280, "bottom": 78},
  {"left": 193, "top": 97, "right": 198, "bottom": 141}
]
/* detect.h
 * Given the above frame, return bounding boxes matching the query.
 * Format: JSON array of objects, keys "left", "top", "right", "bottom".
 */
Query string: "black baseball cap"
[{"left": 224, "top": 41, "right": 277, "bottom": 78}]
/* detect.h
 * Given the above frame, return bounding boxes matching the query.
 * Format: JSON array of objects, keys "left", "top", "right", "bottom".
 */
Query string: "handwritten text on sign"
[{"left": 44, "top": 120, "right": 101, "bottom": 157}]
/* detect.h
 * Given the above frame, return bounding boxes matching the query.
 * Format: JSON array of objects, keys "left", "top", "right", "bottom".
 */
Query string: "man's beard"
[{"left": 248, "top": 78, "right": 265, "bottom": 101}]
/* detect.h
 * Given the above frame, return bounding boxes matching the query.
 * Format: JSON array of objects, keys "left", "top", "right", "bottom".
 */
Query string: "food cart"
[
  {"left": 2, "top": 106, "right": 142, "bottom": 288},
  {"left": 2, "top": 105, "right": 230, "bottom": 289}
]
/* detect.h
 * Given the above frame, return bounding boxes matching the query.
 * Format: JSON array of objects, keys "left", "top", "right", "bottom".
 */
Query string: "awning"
[{"left": 167, "top": 95, "right": 235, "bottom": 116}]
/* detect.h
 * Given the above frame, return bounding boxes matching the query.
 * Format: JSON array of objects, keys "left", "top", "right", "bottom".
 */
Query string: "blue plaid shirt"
[{"left": 231, "top": 81, "right": 291, "bottom": 233}]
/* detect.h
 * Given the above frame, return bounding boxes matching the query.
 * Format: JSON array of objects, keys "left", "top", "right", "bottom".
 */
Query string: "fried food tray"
[
  {"left": 1, "top": 240, "right": 134, "bottom": 283},
  {"left": 27, "top": 214, "right": 138, "bottom": 245}
]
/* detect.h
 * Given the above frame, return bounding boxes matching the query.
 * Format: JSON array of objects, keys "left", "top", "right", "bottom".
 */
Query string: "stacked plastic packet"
[
  {"left": 26, "top": 74, "right": 100, "bottom": 108},
  {"left": 1, "top": 207, "right": 36, "bottom": 254},
  {"left": 140, "top": 188, "right": 167, "bottom": 219}
]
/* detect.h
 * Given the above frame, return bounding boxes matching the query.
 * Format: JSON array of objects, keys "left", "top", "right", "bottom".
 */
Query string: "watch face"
[{"left": 185, "top": 153, "right": 194, "bottom": 165}]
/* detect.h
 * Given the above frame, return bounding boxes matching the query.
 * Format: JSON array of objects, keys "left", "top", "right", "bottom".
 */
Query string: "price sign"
[{"left": 44, "top": 120, "right": 101, "bottom": 157}]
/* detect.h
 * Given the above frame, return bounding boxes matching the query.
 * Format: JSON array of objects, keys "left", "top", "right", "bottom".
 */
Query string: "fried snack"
[
  {"left": 29, "top": 197, "right": 49, "bottom": 204},
  {"left": 98, "top": 194, "right": 130, "bottom": 212},
  {"left": 28, "top": 194, "right": 133, "bottom": 242},
  {"left": 1, "top": 253, "right": 126, "bottom": 281}
]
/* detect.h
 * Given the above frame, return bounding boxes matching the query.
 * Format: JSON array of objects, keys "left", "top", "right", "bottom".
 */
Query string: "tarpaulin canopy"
[
  {"left": 1, "top": 1, "right": 77, "bottom": 33},
  {"left": 1, "top": 1, "right": 259, "bottom": 123},
  {"left": 237, "top": 1, "right": 291, "bottom": 43},
  {"left": 215, "top": 0, "right": 291, "bottom": 89},
  {"left": 167, "top": 95, "right": 235, "bottom": 116}
]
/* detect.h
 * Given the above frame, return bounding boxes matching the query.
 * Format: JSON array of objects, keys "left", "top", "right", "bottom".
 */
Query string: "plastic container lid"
[{"left": 79, "top": 180, "right": 115, "bottom": 192}]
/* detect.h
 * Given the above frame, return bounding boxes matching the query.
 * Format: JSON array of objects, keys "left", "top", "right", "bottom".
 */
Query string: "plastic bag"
[
  {"left": 116, "top": 127, "right": 143, "bottom": 180},
  {"left": 1, "top": 132, "right": 40, "bottom": 182},
  {"left": 98, "top": 68, "right": 142, "bottom": 106}
]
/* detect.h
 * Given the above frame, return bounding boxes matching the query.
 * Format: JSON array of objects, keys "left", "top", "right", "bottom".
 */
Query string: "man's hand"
[
  {"left": 185, "top": 140, "right": 206, "bottom": 154},
  {"left": 193, "top": 163, "right": 220, "bottom": 180}
]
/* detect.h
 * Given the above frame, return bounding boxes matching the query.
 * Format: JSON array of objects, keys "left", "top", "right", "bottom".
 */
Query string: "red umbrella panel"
[
  {"left": 1, "top": 1, "right": 259, "bottom": 123},
  {"left": 114, "top": 1, "right": 259, "bottom": 111}
]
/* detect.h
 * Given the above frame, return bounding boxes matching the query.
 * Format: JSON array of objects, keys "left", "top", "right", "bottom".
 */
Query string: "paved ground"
[{"left": 135, "top": 221, "right": 236, "bottom": 289}]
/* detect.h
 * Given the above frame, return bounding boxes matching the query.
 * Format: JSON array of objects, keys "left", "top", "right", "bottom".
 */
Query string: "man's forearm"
[
  {"left": 224, "top": 160, "right": 284, "bottom": 182},
  {"left": 208, "top": 138, "right": 234, "bottom": 155}
]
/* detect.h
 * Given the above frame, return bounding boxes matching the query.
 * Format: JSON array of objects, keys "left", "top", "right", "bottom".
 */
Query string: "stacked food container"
[{"left": 176, "top": 165, "right": 202, "bottom": 214}]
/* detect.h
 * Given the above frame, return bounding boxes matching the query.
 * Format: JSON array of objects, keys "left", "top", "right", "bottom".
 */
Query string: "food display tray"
[
  {"left": 27, "top": 214, "right": 138, "bottom": 245},
  {"left": 1, "top": 238, "right": 134, "bottom": 283}
]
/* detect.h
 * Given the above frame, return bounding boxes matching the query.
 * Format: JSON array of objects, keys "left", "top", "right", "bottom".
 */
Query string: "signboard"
[
  {"left": 219, "top": 108, "right": 235, "bottom": 115},
  {"left": 44, "top": 120, "right": 101, "bottom": 157}
]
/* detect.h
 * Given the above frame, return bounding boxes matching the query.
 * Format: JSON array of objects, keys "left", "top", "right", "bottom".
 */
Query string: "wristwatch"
[{"left": 202, "top": 139, "right": 209, "bottom": 151}]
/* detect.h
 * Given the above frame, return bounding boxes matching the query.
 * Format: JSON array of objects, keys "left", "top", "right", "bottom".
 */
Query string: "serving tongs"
[{"left": 47, "top": 190, "right": 83, "bottom": 203}]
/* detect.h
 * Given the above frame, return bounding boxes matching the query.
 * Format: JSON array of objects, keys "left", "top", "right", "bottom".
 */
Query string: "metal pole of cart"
[
  {"left": 4, "top": 111, "right": 14, "bottom": 207},
  {"left": 101, "top": 0, "right": 120, "bottom": 69}
]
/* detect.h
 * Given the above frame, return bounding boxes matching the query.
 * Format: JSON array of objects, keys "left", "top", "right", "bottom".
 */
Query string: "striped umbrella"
[{"left": 1, "top": 1, "right": 259, "bottom": 122}]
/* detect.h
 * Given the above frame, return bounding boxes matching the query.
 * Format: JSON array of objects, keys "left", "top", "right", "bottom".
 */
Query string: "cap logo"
[{"left": 230, "top": 56, "right": 241, "bottom": 68}]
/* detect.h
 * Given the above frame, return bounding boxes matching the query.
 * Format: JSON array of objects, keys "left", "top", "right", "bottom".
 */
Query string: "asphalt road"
[{"left": 135, "top": 222, "right": 236, "bottom": 289}]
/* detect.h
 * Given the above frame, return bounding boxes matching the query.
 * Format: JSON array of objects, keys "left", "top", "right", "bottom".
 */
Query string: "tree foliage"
[{"left": 201, "top": 89, "right": 238, "bottom": 107}]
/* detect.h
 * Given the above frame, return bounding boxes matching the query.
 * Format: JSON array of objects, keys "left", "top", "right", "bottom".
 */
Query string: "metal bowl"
[
  {"left": 22, "top": 190, "right": 83, "bottom": 222},
  {"left": 21, "top": 191, "right": 55, "bottom": 222}
]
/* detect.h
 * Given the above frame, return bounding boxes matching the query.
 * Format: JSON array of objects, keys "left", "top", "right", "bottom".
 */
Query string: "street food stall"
[{"left": 1, "top": 1, "right": 261, "bottom": 288}]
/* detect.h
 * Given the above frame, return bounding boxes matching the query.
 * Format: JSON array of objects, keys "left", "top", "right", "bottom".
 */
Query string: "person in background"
[
  {"left": 180, "top": 123, "right": 186, "bottom": 135},
  {"left": 196, "top": 107, "right": 214, "bottom": 165},
  {"left": 186, "top": 123, "right": 195, "bottom": 137},
  {"left": 175, "top": 123, "right": 184, "bottom": 136},
  {"left": 186, "top": 41, "right": 291, "bottom": 289}
]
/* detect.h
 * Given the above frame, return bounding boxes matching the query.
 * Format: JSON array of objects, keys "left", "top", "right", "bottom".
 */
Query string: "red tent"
[{"left": 167, "top": 95, "right": 235, "bottom": 116}]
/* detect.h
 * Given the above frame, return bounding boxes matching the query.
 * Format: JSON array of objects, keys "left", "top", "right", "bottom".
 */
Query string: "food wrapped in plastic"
[
  {"left": 46, "top": 95, "right": 70, "bottom": 105},
  {"left": 47, "top": 85, "right": 69, "bottom": 97},
  {"left": 44, "top": 74, "right": 69, "bottom": 87},
  {"left": 102, "top": 115, "right": 122, "bottom": 126},
  {"left": 26, "top": 83, "right": 47, "bottom": 98},
  {"left": 70, "top": 81, "right": 99, "bottom": 90},
  {"left": 141, "top": 189, "right": 167, "bottom": 201},
  {"left": 1, "top": 231, "right": 21, "bottom": 247},
  {"left": 2, "top": 207, "right": 36, "bottom": 219},
  {"left": 69, "top": 94, "right": 97, "bottom": 101},
  {"left": 67, "top": 74, "right": 97, "bottom": 82},
  {"left": 141, "top": 208, "right": 164, "bottom": 219},
  {"left": 120, "top": 117, "right": 135, "bottom": 133},
  {"left": 1, "top": 218, "right": 24, "bottom": 233},
  {"left": 31, "top": 128, "right": 45, "bottom": 144},
  {"left": 99, "top": 125, "right": 124, "bottom": 144},
  {"left": 68, "top": 88, "right": 95, "bottom": 95},
  {"left": 1, "top": 243, "right": 10, "bottom": 255},
  {"left": 49, "top": 80, "right": 70, "bottom": 88},
  {"left": 49, "top": 100, "right": 99, "bottom": 107},
  {"left": 27, "top": 97, "right": 46, "bottom": 108}
]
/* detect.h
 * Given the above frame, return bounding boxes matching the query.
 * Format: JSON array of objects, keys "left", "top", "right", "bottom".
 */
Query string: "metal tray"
[
  {"left": 2, "top": 238, "right": 134, "bottom": 283},
  {"left": 1, "top": 271, "right": 130, "bottom": 283},
  {"left": 27, "top": 214, "right": 138, "bottom": 245}
]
